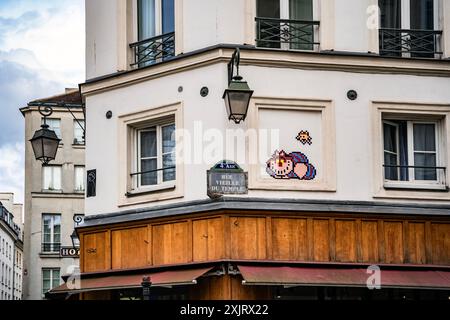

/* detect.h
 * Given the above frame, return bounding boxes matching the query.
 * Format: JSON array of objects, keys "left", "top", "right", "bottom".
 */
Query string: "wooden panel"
[
  {"left": 83, "top": 231, "right": 110, "bottom": 272},
  {"left": 193, "top": 218, "right": 225, "bottom": 261},
  {"left": 152, "top": 221, "right": 189, "bottom": 265},
  {"left": 361, "top": 221, "right": 379, "bottom": 263},
  {"left": 111, "top": 226, "right": 149, "bottom": 269},
  {"left": 312, "top": 219, "right": 330, "bottom": 262},
  {"left": 431, "top": 223, "right": 450, "bottom": 265},
  {"left": 384, "top": 222, "right": 404, "bottom": 263},
  {"left": 230, "top": 276, "right": 272, "bottom": 300},
  {"left": 230, "top": 217, "right": 267, "bottom": 259},
  {"left": 407, "top": 222, "right": 426, "bottom": 264},
  {"left": 271, "top": 218, "right": 307, "bottom": 261},
  {"left": 335, "top": 220, "right": 356, "bottom": 262}
]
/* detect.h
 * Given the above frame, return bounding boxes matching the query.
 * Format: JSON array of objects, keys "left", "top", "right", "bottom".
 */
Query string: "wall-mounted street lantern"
[
  {"left": 29, "top": 105, "right": 61, "bottom": 165},
  {"left": 223, "top": 48, "right": 254, "bottom": 124},
  {"left": 29, "top": 102, "right": 85, "bottom": 165}
]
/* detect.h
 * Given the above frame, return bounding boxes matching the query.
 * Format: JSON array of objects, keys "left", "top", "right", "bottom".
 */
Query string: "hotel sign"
[
  {"left": 60, "top": 247, "right": 80, "bottom": 258},
  {"left": 207, "top": 160, "right": 248, "bottom": 198}
]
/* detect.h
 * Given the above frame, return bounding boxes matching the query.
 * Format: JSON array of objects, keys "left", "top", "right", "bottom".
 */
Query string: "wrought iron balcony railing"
[
  {"left": 383, "top": 164, "right": 446, "bottom": 185},
  {"left": 130, "top": 32, "right": 175, "bottom": 68},
  {"left": 256, "top": 17, "right": 320, "bottom": 51},
  {"left": 41, "top": 242, "right": 61, "bottom": 253},
  {"left": 379, "top": 28, "right": 442, "bottom": 58}
]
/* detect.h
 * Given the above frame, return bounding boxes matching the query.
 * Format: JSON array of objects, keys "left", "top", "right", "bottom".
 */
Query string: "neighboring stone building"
[
  {"left": 20, "top": 89, "right": 85, "bottom": 300},
  {"left": 0, "top": 193, "right": 23, "bottom": 300}
]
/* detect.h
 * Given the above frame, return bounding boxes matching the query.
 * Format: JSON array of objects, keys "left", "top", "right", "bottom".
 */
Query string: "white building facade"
[
  {"left": 0, "top": 194, "right": 23, "bottom": 300},
  {"left": 56, "top": 0, "right": 450, "bottom": 300}
]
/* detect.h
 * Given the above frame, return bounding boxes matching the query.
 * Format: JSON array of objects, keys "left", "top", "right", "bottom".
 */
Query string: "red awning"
[
  {"left": 238, "top": 265, "right": 450, "bottom": 290},
  {"left": 50, "top": 267, "right": 213, "bottom": 294}
]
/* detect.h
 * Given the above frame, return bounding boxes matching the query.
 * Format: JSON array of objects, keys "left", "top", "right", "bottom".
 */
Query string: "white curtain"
[
  {"left": 138, "top": 0, "right": 156, "bottom": 40},
  {"left": 75, "top": 167, "right": 85, "bottom": 191}
]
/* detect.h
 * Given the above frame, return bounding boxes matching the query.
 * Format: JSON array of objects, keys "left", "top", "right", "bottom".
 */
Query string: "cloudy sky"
[{"left": 0, "top": 0, "right": 84, "bottom": 203}]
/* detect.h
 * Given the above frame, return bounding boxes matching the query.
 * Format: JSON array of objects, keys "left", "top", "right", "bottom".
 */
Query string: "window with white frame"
[
  {"left": 42, "top": 214, "right": 61, "bottom": 253},
  {"left": 379, "top": 0, "right": 441, "bottom": 57},
  {"left": 42, "top": 166, "right": 62, "bottom": 191},
  {"left": 73, "top": 120, "right": 85, "bottom": 145},
  {"left": 131, "top": 116, "right": 176, "bottom": 191},
  {"left": 133, "top": 120, "right": 176, "bottom": 191},
  {"left": 42, "top": 118, "right": 61, "bottom": 139},
  {"left": 138, "top": 0, "right": 174, "bottom": 41},
  {"left": 42, "top": 268, "right": 60, "bottom": 297},
  {"left": 74, "top": 166, "right": 85, "bottom": 192},
  {"left": 256, "top": 0, "right": 319, "bottom": 50},
  {"left": 382, "top": 117, "right": 446, "bottom": 189}
]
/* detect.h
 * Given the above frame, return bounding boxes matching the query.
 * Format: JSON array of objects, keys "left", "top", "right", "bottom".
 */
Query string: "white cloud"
[{"left": 0, "top": 143, "right": 25, "bottom": 203}]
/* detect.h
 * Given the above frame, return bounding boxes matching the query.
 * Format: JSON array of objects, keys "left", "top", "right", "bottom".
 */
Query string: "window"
[
  {"left": 42, "top": 214, "right": 61, "bottom": 253},
  {"left": 42, "top": 268, "right": 60, "bottom": 297},
  {"left": 73, "top": 120, "right": 85, "bottom": 145},
  {"left": 133, "top": 0, "right": 175, "bottom": 67},
  {"left": 42, "top": 118, "right": 61, "bottom": 139},
  {"left": 74, "top": 166, "right": 85, "bottom": 192},
  {"left": 256, "top": 0, "right": 317, "bottom": 50},
  {"left": 138, "top": 0, "right": 174, "bottom": 41},
  {"left": 379, "top": 0, "right": 440, "bottom": 57},
  {"left": 42, "top": 166, "right": 62, "bottom": 191},
  {"left": 383, "top": 118, "right": 445, "bottom": 189},
  {"left": 135, "top": 122, "right": 176, "bottom": 189}
]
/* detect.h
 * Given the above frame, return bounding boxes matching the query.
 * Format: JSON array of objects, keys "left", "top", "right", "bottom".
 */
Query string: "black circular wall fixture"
[
  {"left": 347, "top": 90, "right": 358, "bottom": 101},
  {"left": 200, "top": 87, "right": 209, "bottom": 97},
  {"left": 106, "top": 110, "right": 113, "bottom": 119},
  {"left": 178, "top": 86, "right": 183, "bottom": 93}
]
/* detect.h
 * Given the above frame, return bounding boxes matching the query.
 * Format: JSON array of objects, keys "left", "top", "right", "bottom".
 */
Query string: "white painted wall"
[
  {"left": 0, "top": 221, "right": 16, "bottom": 300},
  {"left": 85, "top": 62, "right": 450, "bottom": 215},
  {"left": 85, "top": 0, "right": 119, "bottom": 79}
]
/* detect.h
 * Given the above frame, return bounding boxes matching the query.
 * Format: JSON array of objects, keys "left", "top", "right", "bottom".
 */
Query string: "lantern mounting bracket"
[{"left": 227, "top": 48, "right": 243, "bottom": 85}]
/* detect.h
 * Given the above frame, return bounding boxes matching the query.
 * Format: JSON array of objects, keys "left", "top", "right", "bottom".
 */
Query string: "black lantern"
[
  {"left": 29, "top": 105, "right": 61, "bottom": 165},
  {"left": 70, "top": 230, "right": 80, "bottom": 248},
  {"left": 223, "top": 48, "right": 253, "bottom": 124}
]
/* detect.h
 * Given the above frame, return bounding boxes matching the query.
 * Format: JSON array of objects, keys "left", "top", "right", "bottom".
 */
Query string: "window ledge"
[
  {"left": 39, "top": 253, "right": 61, "bottom": 259},
  {"left": 72, "top": 144, "right": 85, "bottom": 149},
  {"left": 41, "top": 189, "right": 63, "bottom": 194},
  {"left": 126, "top": 183, "right": 176, "bottom": 198},
  {"left": 384, "top": 183, "right": 448, "bottom": 192}
]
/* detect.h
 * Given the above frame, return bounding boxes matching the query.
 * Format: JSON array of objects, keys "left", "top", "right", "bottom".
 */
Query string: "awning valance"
[
  {"left": 50, "top": 267, "right": 213, "bottom": 295},
  {"left": 238, "top": 265, "right": 450, "bottom": 290}
]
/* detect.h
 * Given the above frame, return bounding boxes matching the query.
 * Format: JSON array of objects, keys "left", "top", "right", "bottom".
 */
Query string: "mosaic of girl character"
[{"left": 266, "top": 150, "right": 316, "bottom": 180}]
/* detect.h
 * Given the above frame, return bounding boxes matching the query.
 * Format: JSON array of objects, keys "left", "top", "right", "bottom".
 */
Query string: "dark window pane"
[
  {"left": 141, "top": 130, "right": 157, "bottom": 158},
  {"left": 257, "top": 0, "right": 280, "bottom": 18},
  {"left": 413, "top": 123, "right": 436, "bottom": 151},
  {"left": 380, "top": 0, "right": 401, "bottom": 28},
  {"left": 162, "top": 0, "right": 175, "bottom": 34},
  {"left": 141, "top": 159, "right": 157, "bottom": 185},
  {"left": 384, "top": 152, "right": 399, "bottom": 180},
  {"left": 410, "top": 0, "right": 434, "bottom": 30},
  {"left": 162, "top": 124, "right": 175, "bottom": 154},
  {"left": 383, "top": 123, "right": 397, "bottom": 153},
  {"left": 163, "top": 153, "right": 176, "bottom": 182},
  {"left": 414, "top": 153, "right": 437, "bottom": 180},
  {"left": 289, "top": 0, "right": 313, "bottom": 50}
]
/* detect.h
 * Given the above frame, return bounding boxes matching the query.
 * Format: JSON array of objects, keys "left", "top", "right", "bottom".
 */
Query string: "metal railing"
[
  {"left": 379, "top": 28, "right": 442, "bottom": 58},
  {"left": 383, "top": 165, "right": 446, "bottom": 183},
  {"left": 41, "top": 242, "right": 61, "bottom": 253},
  {"left": 256, "top": 17, "right": 320, "bottom": 50},
  {"left": 130, "top": 32, "right": 175, "bottom": 68}
]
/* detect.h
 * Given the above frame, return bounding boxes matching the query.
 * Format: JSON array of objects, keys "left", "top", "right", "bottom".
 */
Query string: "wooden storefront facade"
[{"left": 59, "top": 201, "right": 450, "bottom": 300}]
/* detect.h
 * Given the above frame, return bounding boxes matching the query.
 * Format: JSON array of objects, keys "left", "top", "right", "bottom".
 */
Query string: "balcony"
[
  {"left": 379, "top": 28, "right": 442, "bottom": 58},
  {"left": 255, "top": 17, "right": 320, "bottom": 51},
  {"left": 130, "top": 32, "right": 175, "bottom": 68}
]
